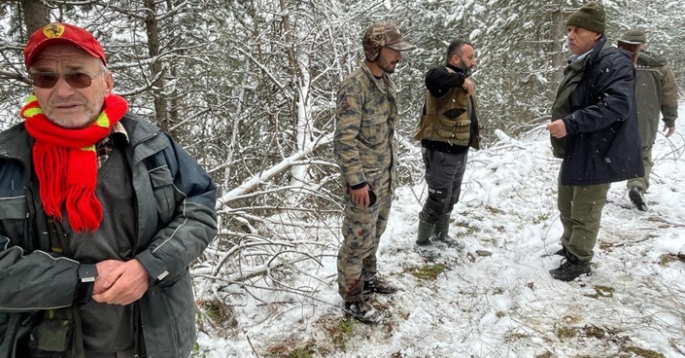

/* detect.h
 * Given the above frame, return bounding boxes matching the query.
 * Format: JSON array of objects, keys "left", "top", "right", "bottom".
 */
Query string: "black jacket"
[
  {"left": 425, "top": 64, "right": 467, "bottom": 98},
  {"left": 560, "top": 37, "right": 644, "bottom": 185}
]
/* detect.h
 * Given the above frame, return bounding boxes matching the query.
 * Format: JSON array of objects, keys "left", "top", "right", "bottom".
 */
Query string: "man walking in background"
[
  {"left": 334, "top": 22, "right": 414, "bottom": 323},
  {"left": 413, "top": 39, "right": 480, "bottom": 257},
  {"left": 0, "top": 23, "right": 217, "bottom": 357},
  {"left": 618, "top": 29, "right": 679, "bottom": 211},
  {"left": 547, "top": 3, "right": 643, "bottom": 281}
]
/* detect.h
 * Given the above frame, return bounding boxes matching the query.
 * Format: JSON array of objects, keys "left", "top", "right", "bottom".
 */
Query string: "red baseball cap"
[{"left": 24, "top": 22, "right": 106, "bottom": 69}]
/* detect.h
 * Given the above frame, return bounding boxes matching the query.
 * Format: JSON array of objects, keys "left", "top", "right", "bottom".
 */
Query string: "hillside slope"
[{"left": 197, "top": 112, "right": 685, "bottom": 358}]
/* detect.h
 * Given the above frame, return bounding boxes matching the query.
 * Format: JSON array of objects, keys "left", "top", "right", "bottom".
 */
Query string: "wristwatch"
[{"left": 78, "top": 264, "right": 98, "bottom": 283}]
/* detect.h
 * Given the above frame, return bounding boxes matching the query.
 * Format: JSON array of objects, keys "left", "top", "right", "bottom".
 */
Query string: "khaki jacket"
[
  {"left": 414, "top": 67, "right": 480, "bottom": 149},
  {"left": 634, "top": 50, "right": 679, "bottom": 146}
]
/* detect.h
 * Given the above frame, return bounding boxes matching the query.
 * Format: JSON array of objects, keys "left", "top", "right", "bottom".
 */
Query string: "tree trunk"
[
  {"left": 549, "top": 5, "right": 569, "bottom": 90},
  {"left": 279, "top": 0, "right": 299, "bottom": 141},
  {"left": 21, "top": 0, "right": 50, "bottom": 34},
  {"left": 144, "top": 0, "right": 168, "bottom": 129},
  {"left": 165, "top": 0, "right": 179, "bottom": 133}
]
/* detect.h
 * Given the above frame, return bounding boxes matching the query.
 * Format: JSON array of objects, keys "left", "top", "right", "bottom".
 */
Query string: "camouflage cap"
[
  {"left": 619, "top": 29, "right": 646, "bottom": 45},
  {"left": 362, "top": 22, "right": 415, "bottom": 61}
]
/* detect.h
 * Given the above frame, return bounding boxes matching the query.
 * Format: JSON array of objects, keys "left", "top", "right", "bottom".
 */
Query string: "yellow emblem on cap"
[{"left": 42, "top": 23, "right": 65, "bottom": 39}]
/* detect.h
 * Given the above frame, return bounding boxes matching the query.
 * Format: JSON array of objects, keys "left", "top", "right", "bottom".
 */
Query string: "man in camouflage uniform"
[
  {"left": 413, "top": 39, "right": 480, "bottom": 255},
  {"left": 334, "top": 22, "right": 414, "bottom": 323},
  {"left": 618, "top": 29, "right": 679, "bottom": 211}
]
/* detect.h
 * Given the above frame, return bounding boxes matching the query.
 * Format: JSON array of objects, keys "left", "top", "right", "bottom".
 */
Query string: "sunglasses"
[{"left": 29, "top": 69, "right": 105, "bottom": 89}]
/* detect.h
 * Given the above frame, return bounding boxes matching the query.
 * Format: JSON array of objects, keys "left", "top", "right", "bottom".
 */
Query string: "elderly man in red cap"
[{"left": 0, "top": 23, "right": 217, "bottom": 358}]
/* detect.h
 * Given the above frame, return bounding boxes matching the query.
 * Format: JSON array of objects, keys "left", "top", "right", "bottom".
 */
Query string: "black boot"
[
  {"left": 629, "top": 187, "right": 648, "bottom": 211},
  {"left": 549, "top": 254, "right": 591, "bottom": 281},
  {"left": 363, "top": 275, "right": 398, "bottom": 295},
  {"left": 554, "top": 246, "right": 568, "bottom": 258},
  {"left": 416, "top": 220, "right": 435, "bottom": 246},
  {"left": 343, "top": 299, "right": 382, "bottom": 324},
  {"left": 434, "top": 214, "right": 464, "bottom": 250}
]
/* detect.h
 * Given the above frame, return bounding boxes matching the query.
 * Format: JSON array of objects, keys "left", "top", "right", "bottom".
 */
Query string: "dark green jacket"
[
  {"left": 0, "top": 114, "right": 217, "bottom": 358},
  {"left": 550, "top": 54, "right": 587, "bottom": 158},
  {"left": 634, "top": 50, "right": 679, "bottom": 146}
]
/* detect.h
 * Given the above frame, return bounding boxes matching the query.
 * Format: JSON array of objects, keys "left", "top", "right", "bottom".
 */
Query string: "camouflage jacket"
[{"left": 334, "top": 62, "right": 397, "bottom": 189}]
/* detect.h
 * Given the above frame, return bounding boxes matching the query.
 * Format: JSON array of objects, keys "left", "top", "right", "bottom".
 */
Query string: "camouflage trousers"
[
  {"left": 626, "top": 145, "right": 653, "bottom": 191},
  {"left": 558, "top": 168, "right": 610, "bottom": 262},
  {"left": 337, "top": 171, "right": 392, "bottom": 302}
]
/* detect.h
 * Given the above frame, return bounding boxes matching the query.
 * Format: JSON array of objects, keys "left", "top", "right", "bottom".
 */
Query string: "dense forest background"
[
  {"left": 2, "top": 0, "right": 684, "bottom": 203},
  {"left": 1, "top": 1, "right": 684, "bottom": 350}
]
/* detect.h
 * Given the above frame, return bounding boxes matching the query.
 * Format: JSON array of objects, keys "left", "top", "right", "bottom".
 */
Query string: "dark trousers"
[{"left": 419, "top": 147, "right": 468, "bottom": 224}]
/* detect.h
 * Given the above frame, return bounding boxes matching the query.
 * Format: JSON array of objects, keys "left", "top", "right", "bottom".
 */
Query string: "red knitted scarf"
[{"left": 21, "top": 94, "right": 129, "bottom": 232}]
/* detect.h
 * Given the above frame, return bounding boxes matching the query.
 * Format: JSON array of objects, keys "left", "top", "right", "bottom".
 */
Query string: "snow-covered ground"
[{"left": 197, "top": 105, "right": 685, "bottom": 358}]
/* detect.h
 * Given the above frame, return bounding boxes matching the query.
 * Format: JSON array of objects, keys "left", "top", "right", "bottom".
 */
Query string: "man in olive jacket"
[
  {"left": 0, "top": 23, "right": 217, "bottom": 358},
  {"left": 547, "top": 3, "right": 643, "bottom": 281},
  {"left": 618, "top": 29, "right": 679, "bottom": 211}
]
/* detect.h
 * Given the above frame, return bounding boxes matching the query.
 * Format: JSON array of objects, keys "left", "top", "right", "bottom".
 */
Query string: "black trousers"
[{"left": 419, "top": 147, "right": 469, "bottom": 223}]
